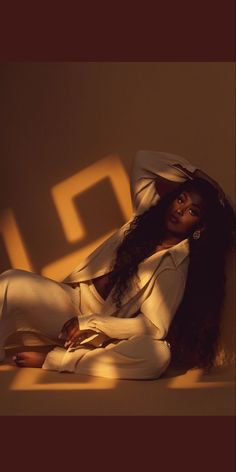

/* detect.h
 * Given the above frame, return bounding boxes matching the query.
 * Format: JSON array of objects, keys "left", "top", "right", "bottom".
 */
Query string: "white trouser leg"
[
  {"left": 0, "top": 269, "right": 80, "bottom": 361},
  {"left": 42, "top": 335, "right": 171, "bottom": 380}
]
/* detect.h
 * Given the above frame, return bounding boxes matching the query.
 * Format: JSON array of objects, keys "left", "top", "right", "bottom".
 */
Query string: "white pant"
[{"left": 0, "top": 269, "right": 171, "bottom": 380}]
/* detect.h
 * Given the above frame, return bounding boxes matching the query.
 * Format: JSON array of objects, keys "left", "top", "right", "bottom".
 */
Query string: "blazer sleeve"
[
  {"left": 130, "top": 150, "right": 197, "bottom": 214},
  {"left": 78, "top": 311, "right": 158, "bottom": 340}
]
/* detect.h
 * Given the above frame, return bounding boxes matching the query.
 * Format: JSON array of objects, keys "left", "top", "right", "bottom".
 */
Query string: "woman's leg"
[{"left": 0, "top": 269, "right": 81, "bottom": 361}]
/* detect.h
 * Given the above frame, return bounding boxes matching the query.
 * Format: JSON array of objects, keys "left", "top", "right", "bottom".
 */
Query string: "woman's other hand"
[
  {"left": 174, "top": 163, "right": 226, "bottom": 206},
  {"left": 58, "top": 317, "right": 81, "bottom": 347}
]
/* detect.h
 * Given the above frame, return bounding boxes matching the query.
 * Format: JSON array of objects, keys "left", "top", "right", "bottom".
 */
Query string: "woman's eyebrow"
[
  {"left": 191, "top": 202, "right": 202, "bottom": 209},
  {"left": 182, "top": 192, "right": 202, "bottom": 210},
  {"left": 191, "top": 204, "right": 204, "bottom": 215}
]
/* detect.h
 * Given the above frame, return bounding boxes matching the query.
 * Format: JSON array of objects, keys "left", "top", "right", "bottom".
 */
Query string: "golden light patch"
[
  {"left": 42, "top": 154, "right": 132, "bottom": 280},
  {"left": 9, "top": 366, "right": 116, "bottom": 391},
  {"left": 0, "top": 208, "right": 34, "bottom": 271},
  {"left": 51, "top": 154, "right": 132, "bottom": 242},
  {"left": 167, "top": 368, "right": 235, "bottom": 389}
]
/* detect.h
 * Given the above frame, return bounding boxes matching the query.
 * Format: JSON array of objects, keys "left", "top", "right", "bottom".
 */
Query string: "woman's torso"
[
  {"left": 91, "top": 244, "right": 171, "bottom": 301},
  {"left": 91, "top": 272, "right": 113, "bottom": 300}
]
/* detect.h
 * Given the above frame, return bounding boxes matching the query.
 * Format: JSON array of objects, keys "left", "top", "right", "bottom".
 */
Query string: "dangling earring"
[{"left": 193, "top": 230, "right": 201, "bottom": 240}]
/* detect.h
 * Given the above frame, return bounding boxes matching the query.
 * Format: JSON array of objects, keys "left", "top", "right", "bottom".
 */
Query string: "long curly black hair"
[{"left": 107, "top": 177, "right": 235, "bottom": 370}]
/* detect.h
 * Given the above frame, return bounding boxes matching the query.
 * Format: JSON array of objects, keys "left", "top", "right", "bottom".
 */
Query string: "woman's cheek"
[{"left": 183, "top": 218, "right": 195, "bottom": 231}]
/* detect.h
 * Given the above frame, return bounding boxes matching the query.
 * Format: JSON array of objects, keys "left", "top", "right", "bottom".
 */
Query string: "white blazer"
[{"left": 63, "top": 151, "right": 197, "bottom": 339}]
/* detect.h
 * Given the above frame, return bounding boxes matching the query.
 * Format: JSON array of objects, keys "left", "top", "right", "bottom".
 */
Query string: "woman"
[{"left": 0, "top": 151, "right": 235, "bottom": 379}]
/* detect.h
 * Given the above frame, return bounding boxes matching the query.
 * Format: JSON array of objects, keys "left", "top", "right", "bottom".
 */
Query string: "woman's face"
[{"left": 165, "top": 190, "right": 206, "bottom": 237}]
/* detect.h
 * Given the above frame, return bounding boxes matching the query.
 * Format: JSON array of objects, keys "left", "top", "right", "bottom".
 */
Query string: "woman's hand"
[
  {"left": 174, "top": 164, "right": 226, "bottom": 207},
  {"left": 58, "top": 317, "right": 81, "bottom": 347},
  {"left": 173, "top": 163, "right": 195, "bottom": 179}
]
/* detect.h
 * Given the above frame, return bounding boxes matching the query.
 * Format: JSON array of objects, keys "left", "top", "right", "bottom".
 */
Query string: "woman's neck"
[{"left": 160, "top": 232, "right": 183, "bottom": 247}]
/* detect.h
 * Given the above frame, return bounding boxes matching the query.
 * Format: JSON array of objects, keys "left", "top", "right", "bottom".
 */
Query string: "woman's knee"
[
  {"left": 0, "top": 268, "right": 29, "bottom": 281},
  {"left": 128, "top": 335, "right": 171, "bottom": 378},
  {"left": 0, "top": 269, "right": 38, "bottom": 309}
]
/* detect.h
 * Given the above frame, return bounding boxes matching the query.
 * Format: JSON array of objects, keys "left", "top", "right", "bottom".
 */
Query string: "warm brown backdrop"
[{"left": 1, "top": 62, "right": 235, "bottom": 358}]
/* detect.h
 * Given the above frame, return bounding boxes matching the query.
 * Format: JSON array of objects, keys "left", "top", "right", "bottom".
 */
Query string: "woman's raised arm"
[{"left": 130, "top": 150, "right": 197, "bottom": 215}]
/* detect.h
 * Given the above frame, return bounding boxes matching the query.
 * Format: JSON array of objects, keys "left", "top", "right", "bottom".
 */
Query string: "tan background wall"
[{"left": 0, "top": 62, "right": 235, "bottom": 357}]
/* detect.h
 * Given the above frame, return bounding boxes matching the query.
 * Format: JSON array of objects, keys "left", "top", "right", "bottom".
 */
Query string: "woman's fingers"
[
  {"left": 66, "top": 326, "right": 80, "bottom": 343},
  {"left": 66, "top": 338, "right": 82, "bottom": 351},
  {"left": 67, "top": 332, "right": 89, "bottom": 350},
  {"left": 58, "top": 317, "right": 78, "bottom": 340},
  {"left": 64, "top": 333, "right": 80, "bottom": 348},
  {"left": 58, "top": 317, "right": 81, "bottom": 347}
]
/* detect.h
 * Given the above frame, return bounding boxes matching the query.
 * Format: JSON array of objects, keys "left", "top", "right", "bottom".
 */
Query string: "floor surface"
[{"left": 0, "top": 347, "right": 235, "bottom": 416}]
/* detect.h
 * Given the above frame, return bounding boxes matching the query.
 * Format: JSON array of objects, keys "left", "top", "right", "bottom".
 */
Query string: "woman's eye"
[
  {"left": 189, "top": 209, "right": 199, "bottom": 217},
  {"left": 177, "top": 197, "right": 183, "bottom": 203}
]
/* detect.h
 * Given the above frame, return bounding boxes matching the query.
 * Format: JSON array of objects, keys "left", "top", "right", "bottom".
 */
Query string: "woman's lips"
[{"left": 169, "top": 214, "right": 179, "bottom": 224}]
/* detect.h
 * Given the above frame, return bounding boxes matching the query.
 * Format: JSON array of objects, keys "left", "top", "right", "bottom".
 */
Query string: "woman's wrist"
[{"left": 173, "top": 163, "right": 195, "bottom": 178}]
